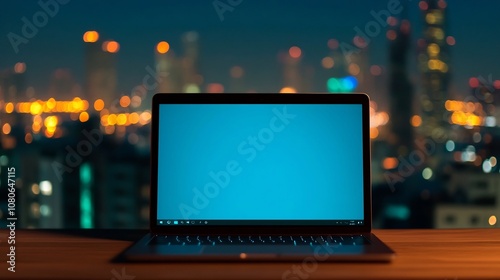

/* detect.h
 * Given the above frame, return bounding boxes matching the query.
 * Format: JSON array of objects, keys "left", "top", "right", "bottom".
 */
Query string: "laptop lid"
[{"left": 150, "top": 93, "right": 371, "bottom": 234}]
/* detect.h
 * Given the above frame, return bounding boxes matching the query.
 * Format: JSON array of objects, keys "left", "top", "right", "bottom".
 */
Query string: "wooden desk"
[{"left": 1, "top": 229, "right": 499, "bottom": 279}]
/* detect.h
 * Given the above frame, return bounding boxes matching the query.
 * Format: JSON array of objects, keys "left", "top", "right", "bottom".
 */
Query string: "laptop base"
[{"left": 121, "top": 233, "right": 394, "bottom": 262}]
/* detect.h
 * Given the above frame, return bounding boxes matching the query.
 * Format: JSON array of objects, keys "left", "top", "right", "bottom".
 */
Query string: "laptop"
[{"left": 120, "top": 93, "right": 395, "bottom": 261}]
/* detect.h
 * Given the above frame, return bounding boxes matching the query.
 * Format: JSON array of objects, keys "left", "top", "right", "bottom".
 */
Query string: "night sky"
[{"left": 1, "top": 0, "right": 499, "bottom": 98}]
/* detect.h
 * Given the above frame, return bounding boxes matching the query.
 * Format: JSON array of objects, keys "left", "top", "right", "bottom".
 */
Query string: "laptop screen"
[{"left": 156, "top": 104, "right": 364, "bottom": 226}]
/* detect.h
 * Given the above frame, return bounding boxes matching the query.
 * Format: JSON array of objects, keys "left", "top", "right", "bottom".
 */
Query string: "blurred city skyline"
[
  {"left": 1, "top": 0, "right": 500, "bottom": 230},
  {"left": 1, "top": 0, "right": 500, "bottom": 101}
]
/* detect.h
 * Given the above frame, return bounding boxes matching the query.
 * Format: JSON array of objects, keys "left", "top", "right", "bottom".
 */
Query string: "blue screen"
[{"left": 157, "top": 104, "right": 364, "bottom": 223}]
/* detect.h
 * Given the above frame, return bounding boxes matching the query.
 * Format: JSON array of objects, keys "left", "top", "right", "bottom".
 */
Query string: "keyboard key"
[{"left": 150, "top": 235, "right": 369, "bottom": 246}]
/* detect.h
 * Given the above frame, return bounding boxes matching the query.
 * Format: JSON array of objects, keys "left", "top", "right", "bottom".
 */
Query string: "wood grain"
[{"left": 0, "top": 229, "right": 499, "bottom": 279}]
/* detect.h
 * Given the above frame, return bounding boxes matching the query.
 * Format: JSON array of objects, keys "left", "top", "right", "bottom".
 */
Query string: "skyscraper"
[
  {"left": 0, "top": 62, "right": 27, "bottom": 102},
  {"left": 181, "top": 31, "right": 201, "bottom": 93},
  {"left": 418, "top": 0, "right": 450, "bottom": 143},
  {"left": 282, "top": 46, "right": 302, "bottom": 92},
  {"left": 155, "top": 41, "right": 180, "bottom": 93},
  {"left": 388, "top": 15, "right": 413, "bottom": 156},
  {"left": 83, "top": 31, "right": 118, "bottom": 106},
  {"left": 48, "top": 69, "right": 76, "bottom": 100}
]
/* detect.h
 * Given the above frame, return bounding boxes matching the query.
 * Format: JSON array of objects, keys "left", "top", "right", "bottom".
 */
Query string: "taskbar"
[{"left": 156, "top": 220, "right": 364, "bottom": 226}]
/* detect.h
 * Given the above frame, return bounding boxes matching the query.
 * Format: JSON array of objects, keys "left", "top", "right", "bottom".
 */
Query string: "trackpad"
[{"left": 202, "top": 245, "right": 314, "bottom": 255}]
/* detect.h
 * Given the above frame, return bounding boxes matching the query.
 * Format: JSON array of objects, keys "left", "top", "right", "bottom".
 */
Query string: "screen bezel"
[{"left": 150, "top": 93, "right": 372, "bottom": 234}]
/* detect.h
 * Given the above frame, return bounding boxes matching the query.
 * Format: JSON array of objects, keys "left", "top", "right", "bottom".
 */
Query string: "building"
[
  {"left": 181, "top": 31, "right": 202, "bottom": 93},
  {"left": 48, "top": 69, "right": 77, "bottom": 100},
  {"left": 0, "top": 63, "right": 27, "bottom": 102},
  {"left": 418, "top": 0, "right": 451, "bottom": 143},
  {"left": 388, "top": 15, "right": 414, "bottom": 156},
  {"left": 83, "top": 31, "right": 119, "bottom": 106},
  {"left": 281, "top": 46, "right": 303, "bottom": 92},
  {"left": 435, "top": 172, "right": 499, "bottom": 228},
  {"left": 155, "top": 41, "right": 182, "bottom": 93}
]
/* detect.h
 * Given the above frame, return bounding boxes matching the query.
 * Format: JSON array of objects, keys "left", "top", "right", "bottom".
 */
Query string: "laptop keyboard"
[{"left": 151, "top": 235, "right": 369, "bottom": 246}]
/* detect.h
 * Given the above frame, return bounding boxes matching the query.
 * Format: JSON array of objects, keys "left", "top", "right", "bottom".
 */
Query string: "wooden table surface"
[{"left": 0, "top": 229, "right": 499, "bottom": 279}]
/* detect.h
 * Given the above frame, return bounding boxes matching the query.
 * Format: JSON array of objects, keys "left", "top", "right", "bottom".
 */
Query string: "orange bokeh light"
[
  {"left": 279, "top": 87, "right": 297, "bottom": 94},
  {"left": 25, "top": 133, "right": 33, "bottom": 144},
  {"left": 387, "top": 30, "right": 397, "bottom": 40},
  {"left": 2, "top": 123, "right": 11, "bottom": 134},
  {"left": 383, "top": 157, "right": 399, "bottom": 169},
  {"left": 321, "top": 57, "right": 334, "bottom": 69},
  {"left": 94, "top": 99, "right": 105, "bottom": 111},
  {"left": 411, "top": 115, "right": 422, "bottom": 127},
  {"left": 119, "top": 96, "right": 131, "bottom": 107},
  {"left": 156, "top": 41, "right": 170, "bottom": 54},
  {"left": 348, "top": 64, "right": 361, "bottom": 76},
  {"left": 83, "top": 31, "right": 99, "bottom": 43},
  {"left": 79, "top": 112, "right": 89, "bottom": 122},
  {"left": 230, "top": 66, "right": 244, "bottom": 78},
  {"left": 14, "top": 62, "right": 26, "bottom": 74},
  {"left": 103, "top": 41, "right": 120, "bottom": 53},
  {"left": 129, "top": 112, "right": 140, "bottom": 124},
  {"left": 5, "top": 102, "right": 14, "bottom": 113},
  {"left": 289, "top": 46, "right": 302, "bottom": 59}
]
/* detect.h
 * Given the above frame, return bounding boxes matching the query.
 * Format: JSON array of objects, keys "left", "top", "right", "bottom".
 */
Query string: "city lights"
[
  {"left": 419, "top": 1, "right": 429, "bottom": 10},
  {"left": 79, "top": 112, "right": 90, "bottom": 122},
  {"left": 156, "top": 41, "right": 170, "bottom": 54},
  {"left": 489, "top": 215, "right": 497, "bottom": 226},
  {"left": 83, "top": 31, "right": 99, "bottom": 43},
  {"left": 2, "top": 123, "right": 11, "bottom": 134},
  {"left": 25, "top": 133, "right": 33, "bottom": 144},
  {"left": 14, "top": 98, "right": 89, "bottom": 114},
  {"left": 39, "top": 180, "right": 53, "bottom": 196},
  {"left": 383, "top": 157, "right": 398, "bottom": 169},
  {"left": 427, "top": 43, "right": 440, "bottom": 57},
  {"left": 327, "top": 76, "right": 358, "bottom": 93},
  {"left": 206, "top": 83, "right": 224, "bottom": 93},
  {"left": 183, "top": 84, "right": 200, "bottom": 93},
  {"left": 14, "top": 62, "right": 26, "bottom": 74},
  {"left": 411, "top": 115, "right": 422, "bottom": 127},
  {"left": 370, "top": 65, "right": 382, "bottom": 76},
  {"left": 99, "top": 111, "right": 152, "bottom": 127},
  {"left": 321, "top": 57, "right": 335, "bottom": 69},
  {"left": 102, "top": 40, "right": 120, "bottom": 53},
  {"left": 119, "top": 96, "right": 131, "bottom": 107},
  {"left": 327, "top": 39, "right": 339, "bottom": 50},
  {"left": 446, "top": 36, "right": 456, "bottom": 46},
  {"left": 386, "top": 30, "right": 397, "bottom": 40},
  {"left": 288, "top": 46, "right": 302, "bottom": 59},
  {"left": 31, "top": 184, "right": 40, "bottom": 195},
  {"left": 348, "top": 64, "right": 361, "bottom": 76},
  {"left": 230, "top": 66, "right": 244, "bottom": 78},
  {"left": 279, "top": 87, "right": 297, "bottom": 94},
  {"left": 422, "top": 168, "right": 433, "bottom": 180},
  {"left": 445, "top": 140, "right": 455, "bottom": 152},
  {"left": 5, "top": 102, "right": 14, "bottom": 113},
  {"left": 93, "top": 99, "right": 105, "bottom": 111}
]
